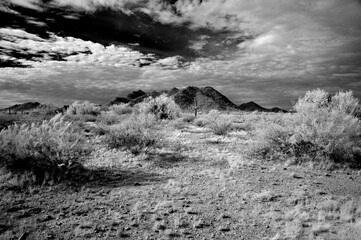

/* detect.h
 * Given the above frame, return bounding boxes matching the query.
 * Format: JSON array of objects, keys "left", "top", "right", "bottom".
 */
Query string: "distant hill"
[
  {"left": 238, "top": 101, "right": 268, "bottom": 112},
  {"left": 2, "top": 87, "right": 287, "bottom": 114},
  {"left": 171, "top": 86, "right": 238, "bottom": 111},
  {"left": 107, "top": 86, "right": 287, "bottom": 112},
  {"left": 0, "top": 102, "right": 42, "bottom": 113},
  {"left": 238, "top": 101, "right": 288, "bottom": 113}
]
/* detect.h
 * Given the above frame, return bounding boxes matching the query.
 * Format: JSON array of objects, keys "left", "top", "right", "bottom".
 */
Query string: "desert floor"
[{"left": 1, "top": 117, "right": 361, "bottom": 240}]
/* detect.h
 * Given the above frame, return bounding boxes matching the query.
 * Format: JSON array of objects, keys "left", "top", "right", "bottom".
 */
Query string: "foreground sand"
[{"left": 1, "top": 123, "right": 360, "bottom": 240}]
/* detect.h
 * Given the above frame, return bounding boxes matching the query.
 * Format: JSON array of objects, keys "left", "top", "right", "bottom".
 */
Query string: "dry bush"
[
  {"left": 253, "top": 89, "right": 361, "bottom": 166},
  {"left": 108, "top": 103, "right": 133, "bottom": 115},
  {"left": 103, "top": 113, "right": 160, "bottom": 154},
  {"left": 97, "top": 111, "right": 129, "bottom": 125},
  {"left": 193, "top": 117, "right": 207, "bottom": 127},
  {"left": 0, "top": 114, "right": 91, "bottom": 184},
  {"left": 64, "top": 101, "right": 101, "bottom": 122},
  {"left": 293, "top": 89, "right": 361, "bottom": 164},
  {"left": 137, "top": 94, "right": 181, "bottom": 120},
  {"left": 206, "top": 110, "right": 233, "bottom": 135}
]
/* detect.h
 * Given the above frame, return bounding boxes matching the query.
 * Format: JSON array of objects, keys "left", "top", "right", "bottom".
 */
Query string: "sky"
[{"left": 1, "top": 0, "right": 361, "bottom": 109}]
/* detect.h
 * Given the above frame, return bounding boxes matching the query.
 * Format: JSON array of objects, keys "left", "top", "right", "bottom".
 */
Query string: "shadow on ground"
[
  {"left": 145, "top": 152, "right": 199, "bottom": 169},
  {"left": 82, "top": 168, "right": 171, "bottom": 189}
]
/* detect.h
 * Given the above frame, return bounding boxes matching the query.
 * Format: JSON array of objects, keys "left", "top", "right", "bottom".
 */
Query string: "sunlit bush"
[
  {"left": 137, "top": 94, "right": 181, "bottom": 120},
  {"left": 103, "top": 113, "right": 159, "bottom": 154},
  {"left": 254, "top": 89, "right": 361, "bottom": 166},
  {"left": 0, "top": 114, "right": 91, "bottom": 183},
  {"left": 206, "top": 109, "right": 233, "bottom": 135},
  {"left": 108, "top": 103, "right": 133, "bottom": 115},
  {"left": 65, "top": 101, "right": 101, "bottom": 122}
]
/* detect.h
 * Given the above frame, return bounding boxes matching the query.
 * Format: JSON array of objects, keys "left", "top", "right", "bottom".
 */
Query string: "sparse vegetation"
[
  {"left": 64, "top": 101, "right": 101, "bottom": 122},
  {"left": 0, "top": 114, "right": 91, "bottom": 183},
  {"left": 103, "top": 113, "right": 160, "bottom": 154},
  {"left": 253, "top": 89, "right": 361, "bottom": 167},
  {"left": 206, "top": 109, "right": 233, "bottom": 135},
  {"left": 137, "top": 94, "right": 181, "bottom": 120},
  {"left": 1, "top": 88, "right": 361, "bottom": 240}
]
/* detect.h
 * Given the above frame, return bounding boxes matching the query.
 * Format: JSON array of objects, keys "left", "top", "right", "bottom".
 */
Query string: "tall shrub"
[
  {"left": 137, "top": 94, "right": 181, "bottom": 120},
  {"left": 0, "top": 114, "right": 91, "bottom": 182}
]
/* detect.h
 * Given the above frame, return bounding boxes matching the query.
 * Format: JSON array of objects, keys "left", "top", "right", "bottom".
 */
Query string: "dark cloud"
[{"left": 1, "top": 0, "right": 361, "bottom": 109}]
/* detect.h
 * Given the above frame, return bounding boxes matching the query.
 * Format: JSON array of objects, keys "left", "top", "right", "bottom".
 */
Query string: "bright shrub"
[
  {"left": 254, "top": 89, "right": 361, "bottom": 166},
  {"left": 206, "top": 109, "right": 233, "bottom": 135},
  {"left": 103, "top": 113, "right": 159, "bottom": 154},
  {"left": 0, "top": 114, "right": 91, "bottom": 183},
  {"left": 137, "top": 94, "right": 181, "bottom": 120}
]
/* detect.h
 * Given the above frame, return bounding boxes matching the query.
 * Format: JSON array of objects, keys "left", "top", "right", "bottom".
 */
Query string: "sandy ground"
[{"left": 1, "top": 125, "right": 361, "bottom": 240}]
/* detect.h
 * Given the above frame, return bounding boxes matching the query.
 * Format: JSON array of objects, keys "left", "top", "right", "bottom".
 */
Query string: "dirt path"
[{"left": 1, "top": 127, "right": 361, "bottom": 240}]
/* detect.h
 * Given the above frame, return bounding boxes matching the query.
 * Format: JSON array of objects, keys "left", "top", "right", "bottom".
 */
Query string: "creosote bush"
[
  {"left": 137, "top": 94, "right": 181, "bottom": 120},
  {"left": 0, "top": 114, "right": 91, "bottom": 183},
  {"left": 206, "top": 109, "right": 233, "bottom": 135},
  {"left": 103, "top": 113, "right": 160, "bottom": 154},
  {"left": 108, "top": 103, "right": 133, "bottom": 115},
  {"left": 65, "top": 101, "right": 101, "bottom": 122},
  {"left": 254, "top": 89, "right": 361, "bottom": 166}
]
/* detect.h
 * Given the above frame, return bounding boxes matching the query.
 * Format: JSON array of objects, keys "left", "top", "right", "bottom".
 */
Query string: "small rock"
[
  {"left": 130, "top": 221, "right": 138, "bottom": 227},
  {"left": 290, "top": 172, "right": 302, "bottom": 179},
  {"left": 218, "top": 226, "right": 230, "bottom": 232},
  {"left": 168, "top": 208, "right": 177, "bottom": 214},
  {"left": 185, "top": 208, "right": 197, "bottom": 215},
  {"left": 315, "top": 190, "right": 327, "bottom": 195},
  {"left": 193, "top": 219, "right": 204, "bottom": 229},
  {"left": 153, "top": 222, "right": 166, "bottom": 231},
  {"left": 217, "top": 213, "right": 231, "bottom": 220},
  {"left": 37, "top": 214, "right": 54, "bottom": 223}
]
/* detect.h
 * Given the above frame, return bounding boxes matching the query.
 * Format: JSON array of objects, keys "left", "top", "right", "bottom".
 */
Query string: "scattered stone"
[
  {"left": 217, "top": 213, "right": 231, "bottom": 220},
  {"left": 193, "top": 219, "right": 204, "bottom": 229},
  {"left": 185, "top": 208, "right": 197, "bottom": 215},
  {"left": 180, "top": 229, "right": 192, "bottom": 235},
  {"left": 290, "top": 172, "right": 302, "bottom": 179},
  {"left": 168, "top": 208, "right": 177, "bottom": 214},
  {"left": 315, "top": 190, "right": 327, "bottom": 195},
  {"left": 133, "top": 182, "right": 141, "bottom": 186},
  {"left": 37, "top": 214, "right": 54, "bottom": 223},
  {"left": 218, "top": 226, "right": 230, "bottom": 232},
  {"left": 324, "top": 173, "right": 331, "bottom": 177},
  {"left": 153, "top": 222, "right": 166, "bottom": 231},
  {"left": 130, "top": 221, "right": 139, "bottom": 227},
  {"left": 6, "top": 206, "right": 25, "bottom": 212}
]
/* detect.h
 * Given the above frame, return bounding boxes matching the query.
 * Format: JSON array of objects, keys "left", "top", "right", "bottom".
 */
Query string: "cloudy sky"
[{"left": 1, "top": 0, "right": 361, "bottom": 109}]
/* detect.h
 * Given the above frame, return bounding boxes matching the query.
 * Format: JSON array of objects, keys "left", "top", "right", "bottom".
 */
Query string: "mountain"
[
  {"left": 238, "top": 101, "right": 268, "bottom": 112},
  {"left": 171, "top": 86, "right": 238, "bottom": 111},
  {"left": 270, "top": 107, "right": 288, "bottom": 113},
  {"left": 0, "top": 102, "right": 42, "bottom": 113},
  {"left": 106, "top": 86, "right": 288, "bottom": 112},
  {"left": 238, "top": 101, "right": 288, "bottom": 113},
  {"left": 106, "top": 97, "right": 130, "bottom": 106}
]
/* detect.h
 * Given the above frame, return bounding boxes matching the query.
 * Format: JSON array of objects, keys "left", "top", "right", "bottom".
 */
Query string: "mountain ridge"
[{"left": 1, "top": 87, "right": 288, "bottom": 113}]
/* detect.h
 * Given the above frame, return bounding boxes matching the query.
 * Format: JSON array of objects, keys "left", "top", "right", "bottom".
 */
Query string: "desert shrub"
[
  {"left": 293, "top": 89, "right": 361, "bottom": 164},
  {"left": 254, "top": 89, "right": 361, "bottom": 166},
  {"left": 108, "top": 103, "right": 133, "bottom": 115},
  {"left": 194, "top": 117, "right": 207, "bottom": 127},
  {"left": 97, "top": 111, "right": 129, "bottom": 125},
  {"left": 0, "top": 114, "right": 91, "bottom": 184},
  {"left": 103, "top": 113, "right": 159, "bottom": 154},
  {"left": 0, "top": 114, "right": 22, "bottom": 130},
  {"left": 206, "top": 110, "right": 233, "bottom": 135},
  {"left": 169, "top": 118, "right": 188, "bottom": 130},
  {"left": 64, "top": 101, "right": 101, "bottom": 122},
  {"left": 137, "top": 94, "right": 181, "bottom": 120},
  {"left": 182, "top": 114, "right": 195, "bottom": 123}
]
